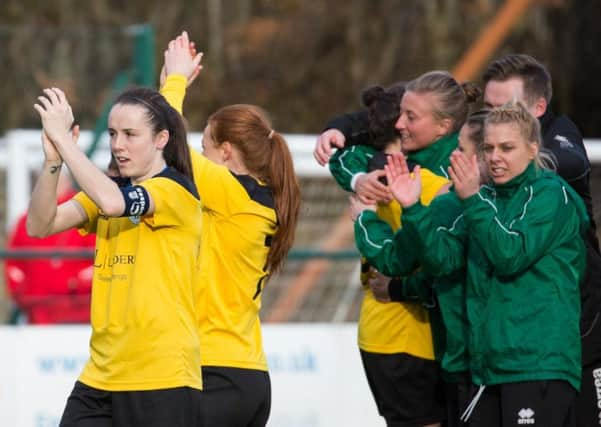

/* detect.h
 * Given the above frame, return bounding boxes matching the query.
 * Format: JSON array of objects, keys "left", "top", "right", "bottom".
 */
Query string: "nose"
[
  {"left": 489, "top": 148, "right": 501, "bottom": 163},
  {"left": 111, "top": 133, "right": 123, "bottom": 152},
  {"left": 395, "top": 112, "right": 406, "bottom": 131}
]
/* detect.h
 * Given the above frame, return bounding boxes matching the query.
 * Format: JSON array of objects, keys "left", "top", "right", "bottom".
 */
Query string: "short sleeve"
[
  {"left": 72, "top": 191, "right": 99, "bottom": 235},
  {"left": 140, "top": 177, "right": 200, "bottom": 228}
]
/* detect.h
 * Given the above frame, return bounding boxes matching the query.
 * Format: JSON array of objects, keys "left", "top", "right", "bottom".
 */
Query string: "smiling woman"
[
  {"left": 324, "top": 71, "right": 481, "bottom": 207},
  {"left": 27, "top": 87, "right": 204, "bottom": 426}
]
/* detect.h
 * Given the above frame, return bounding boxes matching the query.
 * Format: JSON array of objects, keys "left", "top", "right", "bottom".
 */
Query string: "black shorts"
[
  {"left": 443, "top": 373, "right": 471, "bottom": 427},
  {"left": 201, "top": 366, "right": 271, "bottom": 427},
  {"left": 465, "top": 380, "right": 576, "bottom": 427},
  {"left": 59, "top": 381, "right": 203, "bottom": 427},
  {"left": 360, "top": 350, "right": 445, "bottom": 427}
]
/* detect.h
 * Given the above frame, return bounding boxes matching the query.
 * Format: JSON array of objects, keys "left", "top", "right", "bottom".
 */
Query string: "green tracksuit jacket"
[
  {"left": 329, "top": 132, "right": 458, "bottom": 191},
  {"left": 409, "top": 163, "right": 587, "bottom": 390},
  {"left": 356, "top": 192, "right": 470, "bottom": 382}
]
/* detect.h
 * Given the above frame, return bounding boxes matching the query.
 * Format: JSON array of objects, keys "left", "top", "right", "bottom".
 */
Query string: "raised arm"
[
  {"left": 160, "top": 31, "right": 203, "bottom": 114},
  {"left": 159, "top": 33, "right": 246, "bottom": 215},
  {"left": 26, "top": 129, "right": 88, "bottom": 237},
  {"left": 33, "top": 88, "right": 148, "bottom": 220},
  {"left": 314, "top": 110, "right": 370, "bottom": 166}
]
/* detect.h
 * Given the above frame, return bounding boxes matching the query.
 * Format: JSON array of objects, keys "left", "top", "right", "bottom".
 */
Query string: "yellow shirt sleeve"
[
  {"left": 72, "top": 191, "right": 99, "bottom": 235},
  {"left": 140, "top": 177, "right": 201, "bottom": 228},
  {"left": 160, "top": 74, "right": 188, "bottom": 115},
  {"left": 190, "top": 150, "right": 251, "bottom": 216}
]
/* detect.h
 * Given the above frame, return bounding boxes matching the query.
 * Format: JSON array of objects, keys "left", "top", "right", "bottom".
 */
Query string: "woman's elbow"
[
  {"left": 26, "top": 217, "right": 50, "bottom": 238},
  {"left": 97, "top": 197, "right": 125, "bottom": 217},
  {"left": 100, "top": 202, "right": 125, "bottom": 217}
]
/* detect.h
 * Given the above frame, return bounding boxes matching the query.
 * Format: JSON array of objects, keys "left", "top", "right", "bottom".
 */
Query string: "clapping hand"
[
  {"left": 448, "top": 150, "right": 480, "bottom": 199},
  {"left": 384, "top": 152, "right": 422, "bottom": 208},
  {"left": 160, "top": 30, "right": 203, "bottom": 88},
  {"left": 33, "top": 88, "right": 75, "bottom": 152}
]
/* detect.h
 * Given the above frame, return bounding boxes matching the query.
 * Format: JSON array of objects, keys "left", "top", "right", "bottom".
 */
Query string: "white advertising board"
[{"left": 0, "top": 324, "right": 384, "bottom": 427}]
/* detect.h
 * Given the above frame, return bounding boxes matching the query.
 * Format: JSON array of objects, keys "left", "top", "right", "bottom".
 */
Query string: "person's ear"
[
  {"left": 436, "top": 118, "right": 453, "bottom": 137},
  {"left": 530, "top": 142, "right": 539, "bottom": 159},
  {"left": 532, "top": 97, "right": 547, "bottom": 118},
  {"left": 155, "top": 130, "right": 169, "bottom": 150},
  {"left": 221, "top": 141, "right": 233, "bottom": 162}
]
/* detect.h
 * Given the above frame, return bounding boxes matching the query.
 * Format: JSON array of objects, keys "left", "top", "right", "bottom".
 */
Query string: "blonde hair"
[
  {"left": 485, "top": 101, "right": 554, "bottom": 169},
  {"left": 406, "top": 70, "right": 481, "bottom": 133}
]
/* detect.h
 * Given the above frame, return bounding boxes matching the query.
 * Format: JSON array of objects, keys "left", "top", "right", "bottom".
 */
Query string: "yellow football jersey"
[
  {"left": 358, "top": 168, "right": 448, "bottom": 358},
  {"left": 73, "top": 169, "right": 203, "bottom": 391},
  {"left": 162, "top": 75, "right": 276, "bottom": 371},
  {"left": 191, "top": 151, "right": 276, "bottom": 370}
]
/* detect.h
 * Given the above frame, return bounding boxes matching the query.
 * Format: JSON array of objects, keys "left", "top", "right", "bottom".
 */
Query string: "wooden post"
[{"left": 452, "top": 0, "right": 535, "bottom": 81}]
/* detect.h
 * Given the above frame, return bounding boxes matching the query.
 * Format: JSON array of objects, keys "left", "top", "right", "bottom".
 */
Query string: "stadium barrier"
[
  {"left": 2, "top": 129, "right": 601, "bottom": 230},
  {"left": 0, "top": 324, "right": 383, "bottom": 427}
]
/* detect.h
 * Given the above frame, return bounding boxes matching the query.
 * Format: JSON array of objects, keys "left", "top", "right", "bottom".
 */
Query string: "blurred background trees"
[{"left": 0, "top": 0, "right": 599, "bottom": 135}]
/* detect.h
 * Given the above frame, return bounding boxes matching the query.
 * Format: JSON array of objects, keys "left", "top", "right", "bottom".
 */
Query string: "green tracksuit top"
[
  {"left": 402, "top": 191, "right": 470, "bottom": 382},
  {"left": 357, "top": 191, "right": 471, "bottom": 382},
  {"left": 413, "top": 163, "right": 587, "bottom": 390},
  {"left": 329, "top": 132, "right": 459, "bottom": 191}
]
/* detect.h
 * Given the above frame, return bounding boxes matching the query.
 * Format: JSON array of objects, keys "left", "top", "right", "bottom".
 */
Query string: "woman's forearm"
[
  {"left": 55, "top": 137, "right": 124, "bottom": 217},
  {"left": 26, "top": 160, "right": 62, "bottom": 237}
]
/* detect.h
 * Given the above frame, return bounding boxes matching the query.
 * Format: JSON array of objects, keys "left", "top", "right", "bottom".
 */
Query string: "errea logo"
[{"left": 518, "top": 408, "right": 535, "bottom": 425}]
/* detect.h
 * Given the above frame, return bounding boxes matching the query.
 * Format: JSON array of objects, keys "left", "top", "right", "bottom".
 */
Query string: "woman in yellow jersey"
[
  {"left": 346, "top": 85, "right": 449, "bottom": 427},
  {"left": 29, "top": 87, "right": 203, "bottom": 427},
  {"left": 160, "top": 32, "right": 301, "bottom": 426}
]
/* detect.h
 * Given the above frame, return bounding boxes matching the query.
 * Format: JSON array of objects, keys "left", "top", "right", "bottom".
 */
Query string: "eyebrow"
[
  {"left": 108, "top": 127, "right": 136, "bottom": 132},
  {"left": 485, "top": 140, "right": 516, "bottom": 146}
]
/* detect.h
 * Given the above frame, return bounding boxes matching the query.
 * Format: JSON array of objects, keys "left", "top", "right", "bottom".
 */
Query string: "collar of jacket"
[
  {"left": 538, "top": 108, "right": 556, "bottom": 137},
  {"left": 408, "top": 131, "right": 459, "bottom": 173},
  {"left": 490, "top": 162, "right": 539, "bottom": 197}
]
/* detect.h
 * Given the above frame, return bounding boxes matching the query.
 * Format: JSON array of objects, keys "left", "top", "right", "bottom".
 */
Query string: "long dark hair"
[
  {"left": 208, "top": 104, "right": 301, "bottom": 274},
  {"left": 113, "top": 87, "right": 193, "bottom": 180}
]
